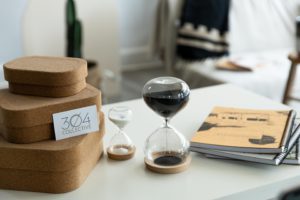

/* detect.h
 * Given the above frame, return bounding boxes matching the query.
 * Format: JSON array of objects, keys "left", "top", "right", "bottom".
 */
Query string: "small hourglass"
[
  {"left": 107, "top": 106, "right": 135, "bottom": 160},
  {"left": 143, "top": 77, "right": 191, "bottom": 174}
]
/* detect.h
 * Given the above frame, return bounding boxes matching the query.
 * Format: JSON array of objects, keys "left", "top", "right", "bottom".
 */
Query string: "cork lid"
[
  {"left": 3, "top": 56, "right": 88, "bottom": 86},
  {"left": 0, "top": 112, "right": 105, "bottom": 172},
  {"left": 0, "top": 84, "right": 101, "bottom": 128}
]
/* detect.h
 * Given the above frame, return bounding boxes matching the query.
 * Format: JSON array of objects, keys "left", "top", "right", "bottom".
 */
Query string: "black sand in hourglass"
[
  {"left": 143, "top": 86, "right": 189, "bottom": 166},
  {"left": 153, "top": 152, "right": 183, "bottom": 166},
  {"left": 143, "top": 89, "right": 189, "bottom": 119}
]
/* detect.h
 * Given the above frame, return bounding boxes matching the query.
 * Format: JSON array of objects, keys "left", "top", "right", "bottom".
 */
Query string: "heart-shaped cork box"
[
  {"left": 0, "top": 112, "right": 105, "bottom": 193},
  {"left": 3, "top": 56, "right": 88, "bottom": 97},
  {"left": 0, "top": 84, "right": 101, "bottom": 144}
]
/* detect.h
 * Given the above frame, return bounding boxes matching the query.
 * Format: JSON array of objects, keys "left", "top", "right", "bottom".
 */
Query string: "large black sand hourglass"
[{"left": 142, "top": 77, "right": 191, "bottom": 173}]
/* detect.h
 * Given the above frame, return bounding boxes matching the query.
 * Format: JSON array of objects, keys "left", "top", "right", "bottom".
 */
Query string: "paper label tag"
[{"left": 53, "top": 105, "right": 99, "bottom": 140}]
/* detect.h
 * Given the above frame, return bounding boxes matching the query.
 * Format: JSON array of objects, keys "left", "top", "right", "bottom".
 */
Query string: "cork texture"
[
  {"left": 0, "top": 112, "right": 101, "bottom": 144},
  {"left": 8, "top": 79, "right": 86, "bottom": 97},
  {"left": 0, "top": 113, "right": 105, "bottom": 172},
  {"left": 0, "top": 123, "right": 54, "bottom": 143},
  {"left": 0, "top": 113, "right": 105, "bottom": 193},
  {"left": 0, "top": 84, "right": 101, "bottom": 128},
  {"left": 0, "top": 141, "right": 104, "bottom": 193},
  {"left": 3, "top": 56, "right": 88, "bottom": 86}
]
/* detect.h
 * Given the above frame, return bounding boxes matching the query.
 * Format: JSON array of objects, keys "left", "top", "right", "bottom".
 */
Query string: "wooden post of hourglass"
[{"left": 282, "top": 53, "right": 300, "bottom": 104}]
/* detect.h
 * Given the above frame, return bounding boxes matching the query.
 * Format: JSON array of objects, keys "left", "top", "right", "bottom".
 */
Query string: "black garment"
[{"left": 177, "top": 0, "right": 230, "bottom": 60}]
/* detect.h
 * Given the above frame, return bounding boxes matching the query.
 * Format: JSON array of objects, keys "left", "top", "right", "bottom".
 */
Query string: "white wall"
[
  {"left": 23, "top": 0, "right": 121, "bottom": 96},
  {"left": 0, "top": 0, "right": 26, "bottom": 63},
  {"left": 229, "top": 0, "right": 299, "bottom": 54},
  {"left": 0, "top": 0, "right": 27, "bottom": 83},
  {"left": 118, "top": 0, "right": 160, "bottom": 70},
  {"left": 0, "top": 0, "right": 159, "bottom": 88}
]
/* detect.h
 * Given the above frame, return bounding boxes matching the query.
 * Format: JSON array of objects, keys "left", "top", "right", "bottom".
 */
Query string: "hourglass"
[
  {"left": 143, "top": 77, "right": 191, "bottom": 173},
  {"left": 107, "top": 106, "right": 135, "bottom": 160}
]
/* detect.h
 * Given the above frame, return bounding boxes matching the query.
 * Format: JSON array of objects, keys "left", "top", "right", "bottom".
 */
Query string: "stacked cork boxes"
[{"left": 0, "top": 56, "right": 104, "bottom": 193}]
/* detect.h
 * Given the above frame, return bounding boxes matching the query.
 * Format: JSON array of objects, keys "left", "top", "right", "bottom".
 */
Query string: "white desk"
[{"left": 1, "top": 84, "right": 299, "bottom": 200}]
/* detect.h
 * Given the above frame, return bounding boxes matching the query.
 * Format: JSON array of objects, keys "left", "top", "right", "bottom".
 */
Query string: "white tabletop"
[{"left": 1, "top": 84, "right": 300, "bottom": 200}]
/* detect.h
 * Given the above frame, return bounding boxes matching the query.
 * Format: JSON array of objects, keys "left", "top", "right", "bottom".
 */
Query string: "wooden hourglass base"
[
  {"left": 145, "top": 154, "right": 192, "bottom": 174},
  {"left": 107, "top": 145, "right": 136, "bottom": 161}
]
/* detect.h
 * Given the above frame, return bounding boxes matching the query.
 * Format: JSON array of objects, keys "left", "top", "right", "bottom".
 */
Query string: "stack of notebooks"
[{"left": 190, "top": 106, "right": 300, "bottom": 165}]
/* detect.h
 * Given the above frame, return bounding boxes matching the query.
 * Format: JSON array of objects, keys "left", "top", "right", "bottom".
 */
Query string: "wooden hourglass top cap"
[{"left": 3, "top": 56, "right": 88, "bottom": 86}]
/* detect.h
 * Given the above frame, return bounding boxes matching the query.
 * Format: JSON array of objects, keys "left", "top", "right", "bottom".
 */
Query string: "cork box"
[
  {"left": 0, "top": 112, "right": 105, "bottom": 193},
  {"left": 3, "top": 56, "right": 88, "bottom": 97},
  {"left": 0, "top": 84, "right": 101, "bottom": 144}
]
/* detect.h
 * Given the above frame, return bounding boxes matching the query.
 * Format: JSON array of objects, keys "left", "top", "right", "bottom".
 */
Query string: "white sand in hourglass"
[{"left": 107, "top": 106, "right": 136, "bottom": 160}]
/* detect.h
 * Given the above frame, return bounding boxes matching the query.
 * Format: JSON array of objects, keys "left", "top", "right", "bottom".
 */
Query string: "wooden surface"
[
  {"left": 283, "top": 53, "right": 300, "bottom": 104},
  {"left": 288, "top": 53, "right": 300, "bottom": 63}
]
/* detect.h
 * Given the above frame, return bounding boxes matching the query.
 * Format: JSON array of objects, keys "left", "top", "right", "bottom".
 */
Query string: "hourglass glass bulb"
[
  {"left": 108, "top": 108, "right": 132, "bottom": 129},
  {"left": 142, "top": 77, "right": 191, "bottom": 173},
  {"left": 107, "top": 106, "right": 135, "bottom": 160}
]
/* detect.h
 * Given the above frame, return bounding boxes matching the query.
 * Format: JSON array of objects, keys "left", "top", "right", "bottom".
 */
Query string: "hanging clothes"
[{"left": 177, "top": 0, "right": 230, "bottom": 60}]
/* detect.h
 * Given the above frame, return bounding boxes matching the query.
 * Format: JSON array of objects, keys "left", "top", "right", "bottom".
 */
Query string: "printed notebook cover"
[
  {"left": 191, "top": 106, "right": 291, "bottom": 150},
  {"left": 200, "top": 119, "right": 300, "bottom": 165}
]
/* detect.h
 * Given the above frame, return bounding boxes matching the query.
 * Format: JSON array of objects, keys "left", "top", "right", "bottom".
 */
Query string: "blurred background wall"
[{"left": 118, "top": 0, "right": 160, "bottom": 70}]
